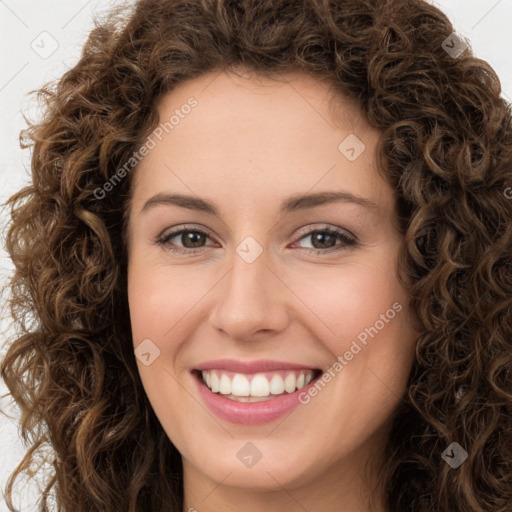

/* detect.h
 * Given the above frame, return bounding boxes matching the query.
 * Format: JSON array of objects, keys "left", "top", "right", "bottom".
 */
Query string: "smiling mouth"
[{"left": 193, "top": 368, "right": 323, "bottom": 402}]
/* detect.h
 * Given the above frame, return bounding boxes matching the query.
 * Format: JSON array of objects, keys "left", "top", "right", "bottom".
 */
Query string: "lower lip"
[{"left": 194, "top": 372, "right": 319, "bottom": 425}]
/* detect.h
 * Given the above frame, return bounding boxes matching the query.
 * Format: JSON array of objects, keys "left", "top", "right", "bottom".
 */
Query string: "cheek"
[
  {"left": 292, "top": 262, "right": 416, "bottom": 438},
  {"left": 127, "top": 257, "right": 197, "bottom": 444},
  {"left": 287, "top": 254, "right": 407, "bottom": 351},
  {"left": 127, "top": 255, "right": 205, "bottom": 342},
  {"left": 287, "top": 251, "right": 417, "bottom": 412}
]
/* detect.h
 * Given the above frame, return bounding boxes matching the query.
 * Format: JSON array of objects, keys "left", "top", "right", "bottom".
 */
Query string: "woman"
[{"left": 2, "top": 0, "right": 511, "bottom": 511}]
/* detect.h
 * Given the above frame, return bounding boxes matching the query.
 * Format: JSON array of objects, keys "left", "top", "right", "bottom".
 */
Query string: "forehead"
[
  {"left": 129, "top": 69, "right": 393, "bottom": 219},
  {"left": 156, "top": 69, "right": 367, "bottom": 134}
]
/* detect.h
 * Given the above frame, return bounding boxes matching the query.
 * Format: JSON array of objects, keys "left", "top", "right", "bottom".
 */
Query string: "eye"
[
  {"left": 157, "top": 225, "right": 217, "bottom": 254},
  {"left": 156, "top": 224, "right": 357, "bottom": 255},
  {"left": 292, "top": 226, "right": 357, "bottom": 253}
]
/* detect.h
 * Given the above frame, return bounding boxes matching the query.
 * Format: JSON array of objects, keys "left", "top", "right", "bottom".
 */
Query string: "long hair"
[{"left": 2, "top": 1, "right": 512, "bottom": 510}]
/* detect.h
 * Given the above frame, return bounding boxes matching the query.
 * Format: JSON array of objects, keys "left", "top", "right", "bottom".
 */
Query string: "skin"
[{"left": 126, "top": 69, "right": 422, "bottom": 512}]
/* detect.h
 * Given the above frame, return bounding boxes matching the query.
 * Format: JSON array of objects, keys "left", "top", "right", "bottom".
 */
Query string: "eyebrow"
[{"left": 140, "top": 191, "right": 378, "bottom": 216}]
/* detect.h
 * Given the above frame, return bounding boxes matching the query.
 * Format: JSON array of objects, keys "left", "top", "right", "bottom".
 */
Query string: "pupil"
[
  {"left": 184, "top": 232, "right": 205, "bottom": 248},
  {"left": 313, "top": 232, "right": 334, "bottom": 249}
]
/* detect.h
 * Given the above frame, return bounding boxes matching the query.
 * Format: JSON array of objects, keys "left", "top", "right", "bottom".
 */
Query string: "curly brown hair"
[{"left": 2, "top": 0, "right": 512, "bottom": 510}]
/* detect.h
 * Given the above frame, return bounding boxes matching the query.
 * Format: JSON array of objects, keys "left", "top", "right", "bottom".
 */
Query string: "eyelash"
[{"left": 156, "top": 224, "right": 357, "bottom": 255}]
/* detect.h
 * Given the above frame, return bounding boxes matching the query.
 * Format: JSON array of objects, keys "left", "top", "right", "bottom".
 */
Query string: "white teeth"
[
  {"left": 269, "top": 374, "right": 285, "bottom": 394},
  {"left": 219, "top": 374, "right": 231, "bottom": 394},
  {"left": 210, "top": 371, "right": 220, "bottom": 393},
  {"left": 200, "top": 369, "right": 317, "bottom": 398},
  {"left": 231, "top": 374, "right": 250, "bottom": 396},
  {"left": 284, "top": 373, "right": 296, "bottom": 393},
  {"left": 250, "top": 374, "right": 270, "bottom": 397}
]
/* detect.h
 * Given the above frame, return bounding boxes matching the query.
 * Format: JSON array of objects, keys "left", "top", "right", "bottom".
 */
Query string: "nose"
[{"left": 208, "top": 245, "right": 290, "bottom": 341}]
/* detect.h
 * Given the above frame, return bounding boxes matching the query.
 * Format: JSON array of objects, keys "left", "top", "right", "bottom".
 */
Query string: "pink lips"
[
  {"left": 193, "top": 359, "right": 320, "bottom": 425},
  {"left": 195, "top": 358, "right": 317, "bottom": 373}
]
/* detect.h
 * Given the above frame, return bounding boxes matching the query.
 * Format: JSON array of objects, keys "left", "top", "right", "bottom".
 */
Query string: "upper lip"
[{"left": 194, "top": 359, "right": 319, "bottom": 373}]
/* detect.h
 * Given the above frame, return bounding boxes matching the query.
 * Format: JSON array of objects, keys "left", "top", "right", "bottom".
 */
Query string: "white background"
[{"left": 1, "top": 1, "right": 511, "bottom": 510}]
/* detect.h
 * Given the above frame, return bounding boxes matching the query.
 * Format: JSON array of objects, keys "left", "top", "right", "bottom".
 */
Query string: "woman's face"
[{"left": 127, "top": 70, "right": 421, "bottom": 497}]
